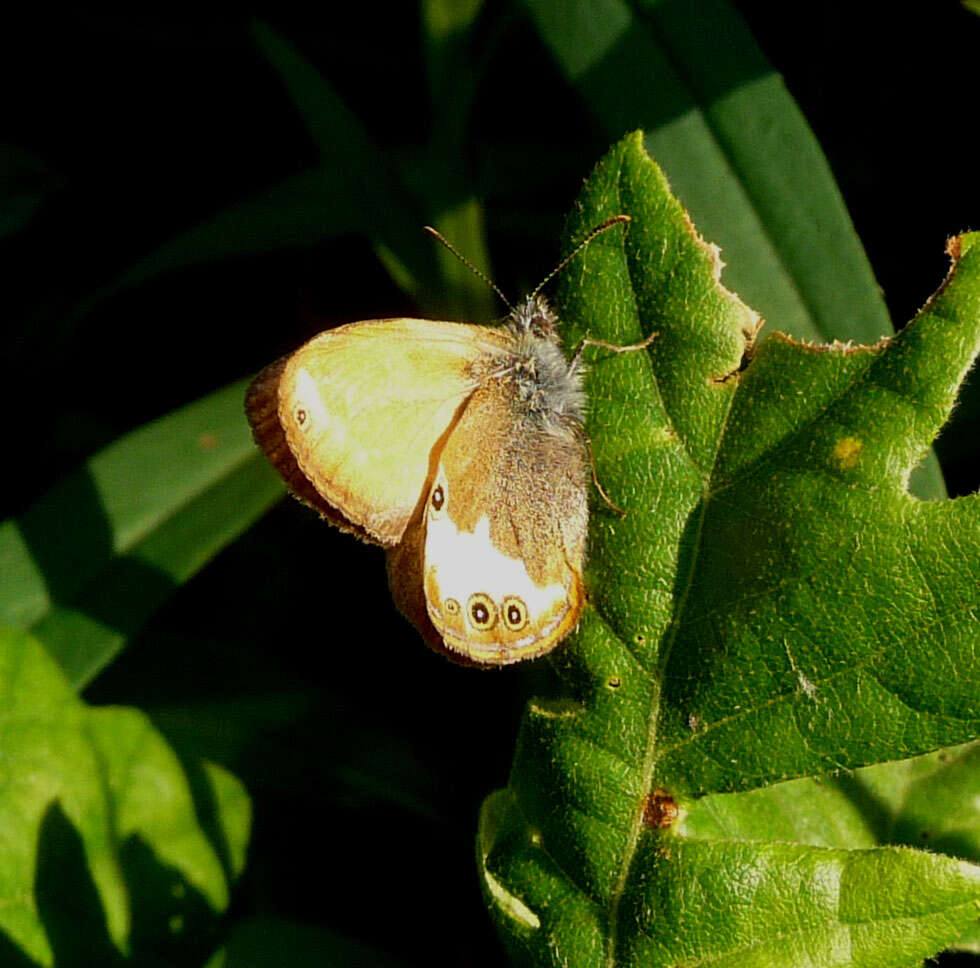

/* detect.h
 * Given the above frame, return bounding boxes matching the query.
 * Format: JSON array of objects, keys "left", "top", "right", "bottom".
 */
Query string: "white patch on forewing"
[{"left": 425, "top": 512, "right": 565, "bottom": 619}]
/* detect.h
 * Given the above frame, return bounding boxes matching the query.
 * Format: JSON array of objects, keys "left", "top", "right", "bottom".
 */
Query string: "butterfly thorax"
[{"left": 496, "top": 295, "right": 586, "bottom": 436}]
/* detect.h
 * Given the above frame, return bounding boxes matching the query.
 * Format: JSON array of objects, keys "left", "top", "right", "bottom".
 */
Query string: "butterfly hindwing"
[{"left": 420, "top": 379, "right": 588, "bottom": 664}]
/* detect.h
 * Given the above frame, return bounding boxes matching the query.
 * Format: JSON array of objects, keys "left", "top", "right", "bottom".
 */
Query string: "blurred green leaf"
[
  {"left": 0, "top": 143, "right": 63, "bottom": 239},
  {"left": 521, "top": 0, "right": 947, "bottom": 500},
  {"left": 147, "top": 694, "right": 449, "bottom": 824},
  {"left": 522, "top": 0, "right": 888, "bottom": 344},
  {"left": 479, "top": 133, "right": 980, "bottom": 967},
  {"left": 92, "top": 169, "right": 378, "bottom": 298},
  {"left": 206, "top": 917, "right": 413, "bottom": 968},
  {"left": 0, "top": 628, "right": 250, "bottom": 966},
  {"left": 249, "top": 21, "right": 445, "bottom": 303},
  {"left": 414, "top": 0, "right": 500, "bottom": 320},
  {"left": 60, "top": 21, "right": 447, "bottom": 330},
  {"left": 0, "top": 380, "right": 283, "bottom": 689},
  {"left": 956, "top": 923, "right": 980, "bottom": 955}
]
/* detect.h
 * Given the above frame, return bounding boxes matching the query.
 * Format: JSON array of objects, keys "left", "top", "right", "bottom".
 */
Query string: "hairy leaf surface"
[{"left": 479, "top": 132, "right": 980, "bottom": 968}]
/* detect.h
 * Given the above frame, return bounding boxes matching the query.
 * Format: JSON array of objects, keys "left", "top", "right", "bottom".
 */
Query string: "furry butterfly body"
[{"left": 246, "top": 295, "right": 589, "bottom": 665}]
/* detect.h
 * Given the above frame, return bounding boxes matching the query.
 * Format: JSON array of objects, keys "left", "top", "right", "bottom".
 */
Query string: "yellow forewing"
[{"left": 272, "top": 318, "right": 510, "bottom": 546}]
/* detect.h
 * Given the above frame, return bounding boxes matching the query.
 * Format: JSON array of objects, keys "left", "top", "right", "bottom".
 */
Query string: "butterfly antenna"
[
  {"left": 530, "top": 214, "right": 631, "bottom": 299},
  {"left": 423, "top": 226, "right": 513, "bottom": 312}
]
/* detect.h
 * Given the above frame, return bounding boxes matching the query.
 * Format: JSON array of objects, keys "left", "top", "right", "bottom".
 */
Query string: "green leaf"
[
  {"left": 59, "top": 21, "right": 446, "bottom": 331},
  {"left": 148, "top": 693, "right": 449, "bottom": 824},
  {"left": 684, "top": 740, "right": 980, "bottom": 953},
  {"left": 522, "top": 0, "right": 888, "bottom": 344},
  {"left": 403, "top": 0, "right": 499, "bottom": 321},
  {"left": 955, "top": 921, "right": 980, "bottom": 955},
  {"left": 683, "top": 740, "right": 980, "bottom": 855},
  {"left": 0, "top": 628, "right": 250, "bottom": 966},
  {"left": 206, "top": 918, "right": 413, "bottom": 968},
  {"left": 521, "top": 0, "right": 947, "bottom": 501},
  {"left": 682, "top": 742, "right": 980, "bottom": 953},
  {"left": 0, "top": 143, "right": 64, "bottom": 239},
  {"left": 0, "top": 380, "right": 283, "bottom": 689},
  {"left": 479, "top": 133, "right": 980, "bottom": 967},
  {"left": 248, "top": 20, "right": 442, "bottom": 300}
]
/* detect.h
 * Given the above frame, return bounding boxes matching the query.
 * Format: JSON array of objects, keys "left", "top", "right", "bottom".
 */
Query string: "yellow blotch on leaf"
[{"left": 832, "top": 436, "right": 863, "bottom": 471}]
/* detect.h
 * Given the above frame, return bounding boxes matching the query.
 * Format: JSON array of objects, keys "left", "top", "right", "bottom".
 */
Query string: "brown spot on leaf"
[
  {"left": 642, "top": 789, "right": 678, "bottom": 829},
  {"left": 197, "top": 432, "right": 219, "bottom": 451}
]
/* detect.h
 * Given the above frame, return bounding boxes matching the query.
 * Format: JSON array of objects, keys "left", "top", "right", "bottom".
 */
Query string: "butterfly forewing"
[{"left": 247, "top": 318, "right": 508, "bottom": 546}]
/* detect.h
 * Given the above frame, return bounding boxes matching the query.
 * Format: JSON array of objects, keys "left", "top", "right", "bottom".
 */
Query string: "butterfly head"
[{"left": 509, "top": 294, "right": 558, "bottom": 339}]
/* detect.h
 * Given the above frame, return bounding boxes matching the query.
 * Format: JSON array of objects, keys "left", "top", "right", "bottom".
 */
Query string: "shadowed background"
[{"left": 2, "top": 5, "right": 978, "bottom": 965}]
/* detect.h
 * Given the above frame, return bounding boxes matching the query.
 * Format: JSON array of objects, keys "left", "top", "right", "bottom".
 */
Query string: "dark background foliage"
[{"left": 3, "top": 5, "right": 978, "bottom": 965}]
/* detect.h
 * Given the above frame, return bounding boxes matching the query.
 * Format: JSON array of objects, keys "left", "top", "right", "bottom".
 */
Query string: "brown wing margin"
[{"left": 244, "top": 359, "right": 379, "bottom": 545}]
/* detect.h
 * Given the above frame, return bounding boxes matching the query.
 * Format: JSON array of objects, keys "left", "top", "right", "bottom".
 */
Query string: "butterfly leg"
[
  {"left": 586, "top": 436, "right": 627, "bottom": 517},
  {"left": 574, "top": 328, "right": 657, "bottom": 515},
  {"left": 568, "top": 329, "right": 657, "bottom": 376}
]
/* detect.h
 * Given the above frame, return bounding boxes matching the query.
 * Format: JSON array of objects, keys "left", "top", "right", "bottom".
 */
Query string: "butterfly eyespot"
[
  {"left": 431, "top": 484, "right": 445, "bottom": 512},
  {"left": 294, "top": 407, "right": 309, "bottom": 429},
  {"left": 502, "top": 596, "right": 529, "bottom": 632},
  {"left": 467, "top": 593, "right": 497, "bottom": 630},
  {"left": 444, "top": 598, "right": 460, "bottom": 615}
]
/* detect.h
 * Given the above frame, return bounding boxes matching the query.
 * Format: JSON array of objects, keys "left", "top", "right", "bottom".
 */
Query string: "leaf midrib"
[{"left": 604, "top": 248, "right": 740, "bottom": 967}]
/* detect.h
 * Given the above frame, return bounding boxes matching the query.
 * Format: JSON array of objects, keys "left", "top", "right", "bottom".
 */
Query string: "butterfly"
[{"left": 245, "top": 217, "right": 650, "bottom": 666}]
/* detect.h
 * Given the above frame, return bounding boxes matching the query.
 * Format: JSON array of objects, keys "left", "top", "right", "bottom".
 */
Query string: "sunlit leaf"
[
  {"left": 521, "top": 0, "right": 947, "bottom": 501},
  {"left": 479, "top": 132, "right": 980, "bottom": 968},
  {"left": 0, "top": 380, "right": 283, "bottom": 688},
  {"left": 0, "top": 628, "right": 250, "bottom": 966}
]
